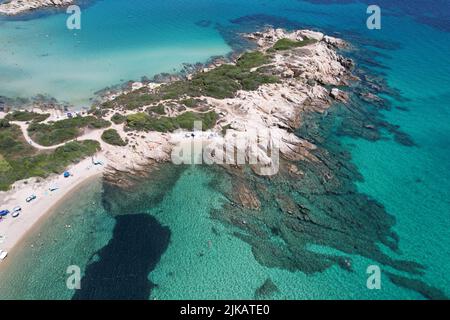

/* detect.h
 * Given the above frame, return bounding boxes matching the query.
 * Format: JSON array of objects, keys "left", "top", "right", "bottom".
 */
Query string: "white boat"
[{"left": 0, "top": 250, "right": 7, "bottom": 260}]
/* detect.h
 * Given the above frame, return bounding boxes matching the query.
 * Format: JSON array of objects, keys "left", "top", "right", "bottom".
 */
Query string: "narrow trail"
[
  {"left": 12, "top": 121, "right": 69, "bottom": 150},
  {"left": 11, "top": 121, "right": 112, "bottom": 151}
]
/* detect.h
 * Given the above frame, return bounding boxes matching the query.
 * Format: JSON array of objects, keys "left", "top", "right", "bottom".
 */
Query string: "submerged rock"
[{"left": 255, "top": 278, "right": 279, "bottom": 298}]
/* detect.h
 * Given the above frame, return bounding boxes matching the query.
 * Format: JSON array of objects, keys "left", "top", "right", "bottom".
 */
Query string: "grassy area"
[
  {"left": 270, "top": 38, "right": 318, "bottom": 51},
  {"left": 0, "top": 124, "right": 100, "bottom": 190},
  {"left": 0, "top": 124, "right": 34, "bottom": 158},
  {"left": 126, "top": 111, "right": 218, "bottom": 132},
  {"left": 101, "top": 129, "right": 127, "bottom": 146},
  {"left": 5, "top": 110, "right": 50, "bottom": 123},
  {"left": 27, "top": 115, "right": 111, "bottom": 146},
  {"left": 103, "top": 52, "right": 278, "bottom": 110}
]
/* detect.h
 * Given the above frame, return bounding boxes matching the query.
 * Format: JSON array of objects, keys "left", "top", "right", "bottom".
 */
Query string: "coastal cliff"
[{"left": 0, "top": 0, "right": 73, "bottom": 15}]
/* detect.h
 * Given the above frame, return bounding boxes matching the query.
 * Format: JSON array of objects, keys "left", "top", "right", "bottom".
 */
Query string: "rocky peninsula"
[
  {"left": 0, "top": 0, "right": 73, "bottom": 15},
  {"left": 96, "top": 28, "right": 353, "bottom": 183}
]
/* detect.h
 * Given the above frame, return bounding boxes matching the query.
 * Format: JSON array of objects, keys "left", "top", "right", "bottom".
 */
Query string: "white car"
[{"left": 0, "top": 250, "right": 7, "bottom": 260}]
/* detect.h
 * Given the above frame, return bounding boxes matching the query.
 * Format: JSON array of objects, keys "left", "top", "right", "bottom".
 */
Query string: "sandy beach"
[{"left": 0, "top": 154, "right": 107, "bottom": 265}]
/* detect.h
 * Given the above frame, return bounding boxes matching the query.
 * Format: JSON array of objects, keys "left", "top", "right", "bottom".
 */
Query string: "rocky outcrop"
[
  {"left": 100, "top": 28, "right": 354, "bottom": 181},
  {"left": 234, "top": 182, "right": 261, "bottom": 210},
  {"left": 200, "top": 29, "right": 353, "bottom": 170},
  {"left": 0, "top": 0, "right": 73, "bottom": 15}
]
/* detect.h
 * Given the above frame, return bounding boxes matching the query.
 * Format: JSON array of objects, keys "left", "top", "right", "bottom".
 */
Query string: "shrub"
[
  {"left": 101, "top": 129, "right": 127, "bottom": 146},
  {"left": 5, "top": 111, "right": 50, "bottom": 123},
  {"left": 104, "top": 51, "right": 278, "bottom": 107},
  {"left": 126, "top": 111, "right": 218, "bottom": 132},
  {"left": 148, "top": 104, "right": 166, "bottom": 115},
  {"left": 111, "top": 113, "right": 126, "bottom": 124},
  {"left": 270, "top": 38, "right": 318, "bottom": 51},
  {"left": 0, "top": 119, "right": 11, "bottom": 128}
]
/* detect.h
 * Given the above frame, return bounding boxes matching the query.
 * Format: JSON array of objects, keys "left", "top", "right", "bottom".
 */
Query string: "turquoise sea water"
[{"left": 0, "top": 0, "right": 449, "bottom": 299}]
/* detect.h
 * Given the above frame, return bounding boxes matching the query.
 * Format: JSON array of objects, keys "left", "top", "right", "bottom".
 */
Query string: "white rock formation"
[{"left": 0, "top": 0, "right": 73, "bottom": 15}]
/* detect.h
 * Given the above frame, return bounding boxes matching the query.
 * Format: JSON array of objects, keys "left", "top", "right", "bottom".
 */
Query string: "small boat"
[
  {"left": 63, "top": 171, "right": 70, "bottom": 178},
  {"left": 49, "top": 186, "right": 59, "bottom": 192},
  {"left": 26, "top": 195, "right": 36, "bottom": 203},
  {"left": 13, "top": 206, "right": 21, "bottom": 213},
  {"left": 0, "top": 250, "right": 8, "bottom": 260},
  {"left": 0, "top": 210, "right": 9, "bottom": 217}
]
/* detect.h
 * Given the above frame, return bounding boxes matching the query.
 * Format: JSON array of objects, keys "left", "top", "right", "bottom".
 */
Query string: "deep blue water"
[{"left": 0, "top": 0, "right": 449, "bottom": 299}]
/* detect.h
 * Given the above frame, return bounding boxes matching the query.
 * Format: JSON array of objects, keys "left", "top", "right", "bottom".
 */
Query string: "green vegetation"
[
  {"left": 270, "top": 38, "right": 318, "bottom": 51},
  {"left": 103, "top": 52, "right": 278, "bottom": 110},
  {"left": 0, "top": 154, "right": 12, "bottom": 173},
  {"left": 101, "top": 129, "right": 127, "bottom": 146},
  {"left": 185, "top": 52, "right": 277, "bottom": 98},
  {"left": 0, "top": 124, "right": 100, "bottom": 190},
  {"left": 126, "top": 111, "right": 218, "bottom": 132},
  {"left": 147, "top": 104, "right": 166, "bottom": 115},
  {"left": 0, "top": 119, "right": 11, "bottom": 128},
  {"left": 111, "top": 113, "right": 126, "bottom": 124},
  {"left": 181, "top": 98, "right": 199, "bottom": 108},
  {"left": 28, "top": 115, "right": 111, "bottom": 146},
  {"left": 89, "top": 107, "right": 109, "bottom": 118},
  {"left": 5, "top": 110, "right": 50, "bottom": 123},
  {"left": 102, "top": 90, "right": 156, "bottom": 110}
]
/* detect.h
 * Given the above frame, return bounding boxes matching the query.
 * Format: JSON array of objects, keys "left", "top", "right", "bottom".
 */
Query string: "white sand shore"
[{"left": 0, "top": 153, "right": 106, "bottom": 264}]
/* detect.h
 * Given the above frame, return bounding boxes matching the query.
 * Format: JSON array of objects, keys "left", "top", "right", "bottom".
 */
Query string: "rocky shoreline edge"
[{"left": 0, "top": 0, "right": 74, "bottom": 16}]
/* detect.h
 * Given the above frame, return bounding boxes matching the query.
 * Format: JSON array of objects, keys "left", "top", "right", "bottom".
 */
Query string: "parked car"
[{"left": 26, "top": 195, "right": 37, "bottom": 203}]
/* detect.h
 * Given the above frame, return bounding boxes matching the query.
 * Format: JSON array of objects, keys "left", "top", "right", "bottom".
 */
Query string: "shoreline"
[
  {"left": 0, "top": 0, "right": 74, "bottom": 16},
  {"left": 0, "top": 154, "right": 106, "bottom": 266},
  {"left": 1, "top": 27, "right": 352, "bottom": 265}
]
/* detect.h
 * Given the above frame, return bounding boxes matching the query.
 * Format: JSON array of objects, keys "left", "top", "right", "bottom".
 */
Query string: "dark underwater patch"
[
  {"left": 102, "top": 163, "right": 186, "bottom": 217},
  {"left": 386, "top": 272, "right": 448, "bottom": 300},
  {"left": 300, "top": 0, "right": 450, "bottom": 33},
  {"left": 72, "top": 214, "right": 170, "bottom": 300},
  {"left": 255, "top": 278, "right": 279, "bottom": 299},
  {"left": 204, "top": 15, "right": 447, "bottom": 298}
]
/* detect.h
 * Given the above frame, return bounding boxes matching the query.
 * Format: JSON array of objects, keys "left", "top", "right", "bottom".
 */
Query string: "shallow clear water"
[
  {"left": 0, "top": 0, "right": 449, "bottom": 299},
  {"left": 0, "top": 0, "right": 232, "bottom": 106}
]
